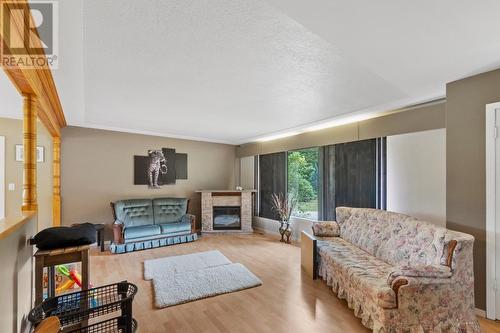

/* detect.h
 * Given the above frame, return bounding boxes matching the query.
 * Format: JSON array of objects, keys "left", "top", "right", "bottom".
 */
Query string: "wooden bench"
[{"left": 34, "top": 245, "right": 90, "bottom": 305}]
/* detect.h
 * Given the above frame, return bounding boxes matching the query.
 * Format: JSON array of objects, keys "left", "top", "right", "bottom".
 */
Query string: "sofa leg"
[{"left": 301, "top": 231, "right": 317, "bottom": 279}]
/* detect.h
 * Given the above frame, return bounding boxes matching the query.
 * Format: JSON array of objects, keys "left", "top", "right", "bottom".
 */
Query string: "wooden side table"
[
  {"left": 94, "top": 224, "right": 105, "bottom": 252},
  {"left": 34, "top": 245, "right": 90, "bottom": 305}
]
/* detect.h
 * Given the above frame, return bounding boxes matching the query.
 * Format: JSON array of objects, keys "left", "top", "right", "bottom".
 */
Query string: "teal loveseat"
[{"left": 110, "top": 198, "right": 197, "bottom": 253}]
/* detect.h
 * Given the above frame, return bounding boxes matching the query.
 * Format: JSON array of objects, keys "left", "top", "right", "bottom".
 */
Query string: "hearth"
[
  {"left": 197, "top": 190, "right": 255, "bottom": 234},
  {"left": 213, "top": 206, "right": 241, "bottom": 230}
]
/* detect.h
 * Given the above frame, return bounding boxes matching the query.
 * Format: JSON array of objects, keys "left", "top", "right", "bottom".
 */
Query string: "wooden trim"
[
  {"left": 113, "top": 223, "right": 124, "bottom": 244},
  {"left": 0, "top": 0, "right": 66, "bottom": 137},
  {"left": 110, "top": 202, "right": 117, "bottom": 221},
  {"left": 52, "top": 136, "right": 61, "bottom": 226},
  {"left": 1, "top": 0, "right": 66, "bottom": 227},
  {"left": 391, "top": 278, "right": 409, "bottom": 308},
  {"left": 212, "top": 192, "right": 243, "bottom": 197},
  {"left": 446, "top": 239, "right": 458, "bottom": 268},
  {"left": 21, "top": 93, "right": 38, "bottom": 212},
  {"left": 188, "top": 214, "right": 196, "bottom": 234},
  {"left": 0, "top": 211, "right": 36, "bottom": 240}
]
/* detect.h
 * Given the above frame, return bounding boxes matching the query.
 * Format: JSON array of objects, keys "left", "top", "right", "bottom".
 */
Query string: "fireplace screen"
[{"left": 213, "top": 206, "right": 241, "bottom": 230}]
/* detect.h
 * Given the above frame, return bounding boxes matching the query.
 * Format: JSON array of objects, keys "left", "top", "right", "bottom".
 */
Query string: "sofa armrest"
[
  {"left": 301, "top": 231, "right": 317, "bottom": 279},
  {"left": 387, "top": 265, "right": 452, "bottom": 286},
  {"left": 390, "top": 274, "right": 456, "bottom": 310},
  {"left": 112, "top": 222, "right": 124, "bottom": 244},
  {"left": 181, "top": 214, "right": 196, "bottom": 233},
  {"left": 311, "top": 221, "right": 340, "bottom": 237}
]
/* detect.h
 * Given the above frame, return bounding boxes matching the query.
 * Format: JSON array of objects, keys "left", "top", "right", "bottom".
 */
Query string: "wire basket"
[
  {"left": 29, "top": 281, "right": 137, "bottom": 328},
  {"left": 65, "top": 317, "right": 137, "bottom": 333}
]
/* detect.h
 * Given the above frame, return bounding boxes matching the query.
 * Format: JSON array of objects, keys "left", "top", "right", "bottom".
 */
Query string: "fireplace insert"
[{"left": 213, "top": 206, "right": 241, "bottom": 230}]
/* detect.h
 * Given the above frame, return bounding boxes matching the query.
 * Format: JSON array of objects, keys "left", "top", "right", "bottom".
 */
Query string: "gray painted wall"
[
  {"left": 0, "top": 215, "right": 37, "bottom": 333},
  {"left": 0, "top": 117, "right": 53, "bottom": 231},
  {"left": 60, "top": 126, "right": 236, "bottom": 233},
  {"left": 237, "top": 101, "right": 446, "bottom": 157},
  {"left": 446, "top": 68, "right": 500, "bottom": 310}
]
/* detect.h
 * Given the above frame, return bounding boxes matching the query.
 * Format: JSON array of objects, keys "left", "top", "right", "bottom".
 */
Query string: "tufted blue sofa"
[{"left": 110, "top": 198, "right": 197, "bottom": 253}]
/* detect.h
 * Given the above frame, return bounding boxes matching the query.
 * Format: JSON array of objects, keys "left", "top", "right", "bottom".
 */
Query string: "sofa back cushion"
[
  {"left": 153, "top": 198, "right": 188, "bottom": 224},
  {"left": 114, "top": 199, "right": 154, "bottom": 228},
  {"left": 336, "top": 207, "right": 446, "bottom": 267}
]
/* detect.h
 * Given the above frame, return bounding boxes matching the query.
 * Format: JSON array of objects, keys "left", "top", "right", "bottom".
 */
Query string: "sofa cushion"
[
  {"left": 124, "top": 225, "right": 161, "bottom": 240},
  {"left": 32, "top": 223, "right": 96, "bottom": 250},
  {"left": 159, "top": 222, "right": 191, "bottom": 234},
  {"left": 114, "top": 199, "right": 154, "bottom": 228},
  {"left": 312, "top": 221, "right": 340, "bottom": 237},
  {"left": 160, "top": 222, "right": 191, "bottom": 234},
  {"left": 317, "top": 237, "right": 397, "bottom": 309},
  {"left": 336, "top": 207, "right": 446, "bottom": 267},
  {"left": 153, "top": 198, "right": 188, "bottom": 224}
]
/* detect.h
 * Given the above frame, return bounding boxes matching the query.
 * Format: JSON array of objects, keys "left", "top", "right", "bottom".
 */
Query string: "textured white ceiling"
[{"left": 6, "top": 0, "right": 500, "bottom": 144}]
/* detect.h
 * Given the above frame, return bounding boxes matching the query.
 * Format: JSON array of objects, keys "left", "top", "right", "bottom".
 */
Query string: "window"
[
  {"left": 257, "top": 139, "right": 385, "bottom": 222},
  {"left": 287, "top": 147, "right": 319, "bottom": 220}
]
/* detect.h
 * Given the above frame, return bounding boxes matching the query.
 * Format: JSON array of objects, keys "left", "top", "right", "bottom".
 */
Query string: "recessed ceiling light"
[
  {"left": 304, "top": 113, "right": 379, "bottom": 132},
  {"left": 254, "top": 113, "right": 379, "bottom": 142},
  {"left": 256, "top": 131, "right": 302, "bottom": 142}
]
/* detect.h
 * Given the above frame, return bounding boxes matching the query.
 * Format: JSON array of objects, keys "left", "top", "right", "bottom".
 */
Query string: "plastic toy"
[
  {"left": 69, "top": 269, "right": 82, "bottom": 287},
  {"left": 56, "top": 265, "right": 71, "bottom": 278},
  {"left": 56, "top": 280, "right": 75, "bottom": 293},
  {"left": 56, "top": 265, "right": 86, "bottom": 289}
]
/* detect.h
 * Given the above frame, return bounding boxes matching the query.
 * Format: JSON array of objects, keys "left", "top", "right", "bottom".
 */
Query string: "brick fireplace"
[{"left": 197, "top": 190, "right": 255, "bottom": 234}]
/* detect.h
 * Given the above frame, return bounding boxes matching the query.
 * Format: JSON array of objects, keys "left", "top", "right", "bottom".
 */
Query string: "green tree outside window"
[{"left": 287, "top": 148, "right": 319, "bottom": 219}]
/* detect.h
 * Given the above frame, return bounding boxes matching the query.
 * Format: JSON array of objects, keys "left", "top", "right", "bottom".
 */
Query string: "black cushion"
[{"left": 32, "top": 223, "right": 97, "bottom": 250}]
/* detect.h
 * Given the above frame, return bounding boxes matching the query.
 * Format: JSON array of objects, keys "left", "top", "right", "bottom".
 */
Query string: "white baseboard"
[
  {"left": 475, "top": 308, "right": 486, "bottom": 318},
  {"left": 253, "top": 216, "right": 315, "bottom": 242},
  {"left": 253, "top": 226, "right": 280, "bottom": 237}
]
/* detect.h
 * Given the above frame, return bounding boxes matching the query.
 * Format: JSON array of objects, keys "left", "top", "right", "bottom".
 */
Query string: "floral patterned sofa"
[{"left": 301, "top": 207, "right": 479, "bottom": 333}]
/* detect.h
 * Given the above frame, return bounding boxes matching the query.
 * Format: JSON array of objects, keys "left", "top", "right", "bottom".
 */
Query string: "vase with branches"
[{"left": 271, "top": 193, "right": 296, "bottom": 243}]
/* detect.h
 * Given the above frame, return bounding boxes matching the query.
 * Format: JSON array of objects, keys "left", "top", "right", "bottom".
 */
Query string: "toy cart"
[{"left": 29, "top": 281, "right": 138, "bottom": 333}]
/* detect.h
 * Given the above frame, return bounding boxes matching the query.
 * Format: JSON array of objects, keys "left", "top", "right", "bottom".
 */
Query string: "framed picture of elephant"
[{"left": 134, "top": 148, "right": 177, "bottom": 188}]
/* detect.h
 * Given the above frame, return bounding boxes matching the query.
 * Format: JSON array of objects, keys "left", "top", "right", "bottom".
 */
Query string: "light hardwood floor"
[{"left": 90, "top": 233, "right": 500, "bottom": 333}]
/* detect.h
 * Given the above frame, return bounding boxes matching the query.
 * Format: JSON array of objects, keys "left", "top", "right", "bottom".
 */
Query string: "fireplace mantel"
[{"left": 196, "top": 190, "right": 256, "bottom": 234}]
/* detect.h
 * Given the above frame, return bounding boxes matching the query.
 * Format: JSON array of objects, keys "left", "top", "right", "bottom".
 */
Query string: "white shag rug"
[
  {"left": 144, "top": 250, "right": 262, "bottom": 308},
  {"left": 144, "top": 250, "right": 231, "bottom": 280}
]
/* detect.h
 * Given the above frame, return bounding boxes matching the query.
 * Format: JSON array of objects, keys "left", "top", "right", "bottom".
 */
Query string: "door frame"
[{"left": 486, "top": 102, "right": 500, "bottom": 319}]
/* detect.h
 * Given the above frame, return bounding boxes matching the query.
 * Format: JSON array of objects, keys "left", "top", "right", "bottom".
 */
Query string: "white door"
[
  {"left": 486, "top": 103, "right": 500, "bottom": 319},
  {"left": 495, "top": 108, "right": 500, "bottom": 320}
]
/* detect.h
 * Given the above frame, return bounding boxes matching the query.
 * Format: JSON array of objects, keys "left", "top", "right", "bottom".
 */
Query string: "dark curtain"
[
  {"left": 322, "top": 145, "right": 336, "bottom": 220},
  {"left": 322, "top": 138, "right": 386, "bottom": 220},
  {"left": 259, "top": 152, "right": 286, "bottom": 220}
]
